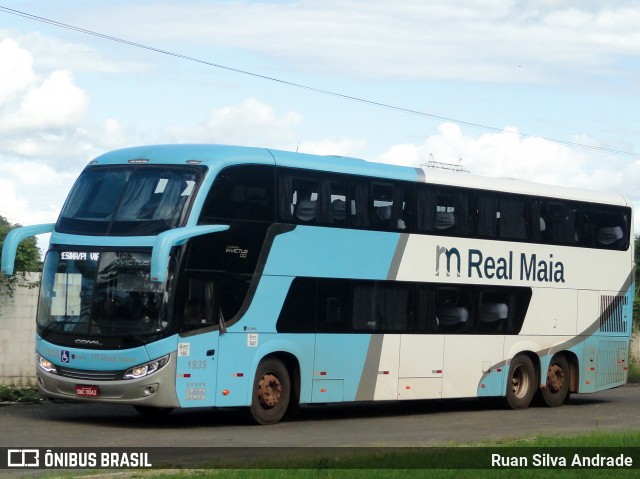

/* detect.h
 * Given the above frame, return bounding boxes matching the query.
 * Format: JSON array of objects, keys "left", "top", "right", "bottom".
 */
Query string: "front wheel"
[
  {"left": 541, "top": 354, "right": 569, "bottom": 407},
  {"left": 506, "top": 355, "right": 536, "bottom": 409},
  {"left": 249, "top": 357, "right": 291, "bottom": 425}
]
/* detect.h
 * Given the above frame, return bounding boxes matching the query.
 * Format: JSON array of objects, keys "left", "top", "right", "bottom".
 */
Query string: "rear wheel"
[
  {"left": 506, "top": 355, "right": 536, "bottom": 409},
  {"left": 249, "top": 357, "right": 291, "bottom": 425},
  {"left": 541, "top": 354, "right": 569, "bottom": 407}
]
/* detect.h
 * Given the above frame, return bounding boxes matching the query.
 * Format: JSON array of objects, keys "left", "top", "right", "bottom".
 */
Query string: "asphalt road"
[{"left": 1, "top": 384, "right": 639, "bottom": 451}]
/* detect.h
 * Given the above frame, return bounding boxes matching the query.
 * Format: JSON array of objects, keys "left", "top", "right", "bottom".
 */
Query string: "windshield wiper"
[{"left": 39, "top": 317, "right": 86, "bottom": 337}]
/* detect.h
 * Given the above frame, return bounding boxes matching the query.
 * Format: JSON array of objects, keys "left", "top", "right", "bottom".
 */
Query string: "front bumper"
[{"left": 36, "top": 352, "right": 180, "bottom": 408}]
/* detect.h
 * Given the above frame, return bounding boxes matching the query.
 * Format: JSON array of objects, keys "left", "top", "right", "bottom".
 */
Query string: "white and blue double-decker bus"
[{"left": 2, "top": 144, "right": 634, "bottom": 424}]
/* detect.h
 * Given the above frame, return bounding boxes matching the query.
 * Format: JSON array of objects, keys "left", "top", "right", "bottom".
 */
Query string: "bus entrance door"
[{"left": 175, "top": 332, "right": 219, "bottom": 407}]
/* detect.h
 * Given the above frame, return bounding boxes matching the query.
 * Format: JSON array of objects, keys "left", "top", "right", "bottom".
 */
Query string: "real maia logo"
[{"left": 436, "top": 246, "right": 565, "bottom": 283}]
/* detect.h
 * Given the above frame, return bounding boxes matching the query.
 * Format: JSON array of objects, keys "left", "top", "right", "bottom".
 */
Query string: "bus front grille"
[{"left": 56, "top": 366, "right": 124, "bottom": 381}]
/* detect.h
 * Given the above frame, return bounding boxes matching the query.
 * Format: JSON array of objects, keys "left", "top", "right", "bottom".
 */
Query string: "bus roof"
[{"left": 89, "top": 144, "right": 630, "bottom": 208}]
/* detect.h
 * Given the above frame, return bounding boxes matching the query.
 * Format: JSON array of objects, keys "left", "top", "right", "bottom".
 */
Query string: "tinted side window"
[
  {"left": 200, "top": 165, "right": 275, "bottom": 222},
  {"left": 351, "top": 179, "right": 412, "bottom": 231},
  {"left": 415, "top": 285, "right": 436, "bottom": 332},
  {"left": 277, "top": 278, "right": 530, "bottom": 335},
  {"left": 317, "top": 279, "right": 352, "bottom": 332},
  {"left": 477, "top": 194, "right": 528, "bottom": 240},
  {"left": 176, "top": 273, "right": 251, "bottom": 333},
  {"left": 276, "top": 278, "right": 316, "bottom": 333},
  {"left": 352, "top": 281, "right": 411, "bottom": 332},
  {"left": 478, "top": 289, "right": 512, "bottom": 333},
  {"left": 582, "top": 206, "right": 630, "bottom": 250},
  {"left": 539, "top": 201, "right": 579, "bottom": 245},
  {"left": 277, "top": 170, "right": 347, "bottom": 226},
  {"left": 434, "top": 287, "right": 474, "bottom": 333},
  {"left": 416, "top": 186, "right": 472, "bottom": 235}
]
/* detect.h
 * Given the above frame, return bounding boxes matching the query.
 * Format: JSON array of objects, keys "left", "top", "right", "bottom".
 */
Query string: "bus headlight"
[
  {"left": 36, "top": 353, "right": 58, "bottom": 374},
  {"left": 124, "top": 354, "right": 170, "bottom": 380}
]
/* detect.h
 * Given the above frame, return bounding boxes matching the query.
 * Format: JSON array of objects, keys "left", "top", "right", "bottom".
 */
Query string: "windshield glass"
[
  {"left": 37, "top": 251, "right": 170, "bottom": 342},
  {"left": 57, "top": 165, "right": 205, "bottom": 235}
]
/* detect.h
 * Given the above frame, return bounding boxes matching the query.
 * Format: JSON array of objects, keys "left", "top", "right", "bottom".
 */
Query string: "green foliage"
[
  {"left": 0, "top": 215, "right": 41, "bottom": 298},
  {"left": 629, "top": 362, "right": 640, "bottom": 383},
  {"left": 0, "top": 385, "right": 42, "bottom": 403},
  {"left": 634, "top": 236, "right": 640, "bottom": 332}
]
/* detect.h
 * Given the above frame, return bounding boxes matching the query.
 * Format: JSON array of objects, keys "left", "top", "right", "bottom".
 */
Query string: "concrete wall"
[{"left": 0, "top": 273, "right": 39, "bottom": 386}]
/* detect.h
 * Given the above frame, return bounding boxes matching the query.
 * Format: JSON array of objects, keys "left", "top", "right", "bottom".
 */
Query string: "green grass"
[
  {"left": 133, "top": 470, "right": 638, "bottom": 479},
  {"left": 4, "top": 414, "right": 637, "bottom": 478},
  {"left": 34, "top": 431, "right": 638, "bottom": 479}
]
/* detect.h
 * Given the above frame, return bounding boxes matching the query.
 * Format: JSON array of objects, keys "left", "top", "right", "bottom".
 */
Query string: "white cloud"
[
  {"left": 0, "top": 29, "right": 148, "bottom": 75},
  {"left": 0, "top": 37, "right": 91, "bottom": 164},
  {"left": 379, "top": 122, "right": 640, "bottom": 231},
  {"left": 298, "top": 139, "right": 367, "bottom": 157},
  {"left": 0, "top": 36, "right": 134, "bottom": 168},
  {"left": 0, "top": 38, "right": 37, "bottom": 104},
  {"left": 0, "top": 180, "right": 29, "bottom": 224},
  {"left": 165, "top": 98, "right": 302, "bottom": 148},
  {"left": 380, "top": 122, "right": 615, "bottom": 189},
  {"left": 0, "top": 162, "right": 76, "bottom": 258},
  {"left": 0, "top": 37, "right": 133, "bottom": 236},
  {"left": 1, "top": 69, "right": 88, "bottom": 132},
  {"left": 75, "top": 1, "right": 640, "bottom": 83},
  {"left": 0, "top": 162, "right": 73, "bottom": 225}
]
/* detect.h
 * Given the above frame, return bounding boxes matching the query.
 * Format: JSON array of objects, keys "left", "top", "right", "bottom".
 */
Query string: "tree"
[
  {"left": 636, "top": 235, "right": 640, "bottom": 283},
  {"left": 0, "top": 215, "right": 41, "bottom": 298},
  {"left": 635, "top": 236, "right": 640, "bottom": 331}
]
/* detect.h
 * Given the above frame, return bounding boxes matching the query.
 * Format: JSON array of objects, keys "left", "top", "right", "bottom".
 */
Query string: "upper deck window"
[
  {"left": 200, "top": 165, "right": 275, "bottom": 223},
  {"left": 58, "top": 165, "right": 205, "bottom": 235}
]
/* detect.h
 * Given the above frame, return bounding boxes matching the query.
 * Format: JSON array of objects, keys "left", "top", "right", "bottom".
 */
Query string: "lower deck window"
[
  {"left": 277, "top": 278, "right": 531, "bottom": 335},
  {"left": 176, "top": 274, "right": 250, "bottom": 332}
]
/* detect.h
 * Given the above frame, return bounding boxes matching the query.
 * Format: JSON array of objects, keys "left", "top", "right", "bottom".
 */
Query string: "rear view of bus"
[{"left": 1, "top": 144, "right": 634, "bottom": 425}]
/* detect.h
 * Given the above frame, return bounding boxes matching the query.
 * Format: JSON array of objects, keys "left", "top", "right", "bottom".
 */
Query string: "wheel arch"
[
  {"left": 249, "top": 347, "right": 302, "bottom": 408},
  {"left": 566, "top": 351, "right": 580, "bottom": 394},
  {"left": 261, "top": 350, "right": 301, "bottom": 409},
  {"left": 506, "top": 339, "right": 546, "bottom": 386},
  {"left": 247, "top": 350, "right": 302, "bottom": 424},
  {"left": 547, "top": 350, "right": 579, "bottom": 394}
]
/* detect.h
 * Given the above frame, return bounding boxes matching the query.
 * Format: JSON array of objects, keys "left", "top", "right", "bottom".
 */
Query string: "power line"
[{"left": 2, "top": 5, "right": 639, "bottom": 160}]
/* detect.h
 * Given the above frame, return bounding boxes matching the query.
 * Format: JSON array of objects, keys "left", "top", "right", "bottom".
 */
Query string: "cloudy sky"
[{"left": 1, "top": 1, "right": 639, "bottom": 254}]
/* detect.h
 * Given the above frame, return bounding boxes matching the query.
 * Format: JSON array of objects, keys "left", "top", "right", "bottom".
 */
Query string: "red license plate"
[{"left": 75, "top": 385, "right": 99, "bottom": 397}]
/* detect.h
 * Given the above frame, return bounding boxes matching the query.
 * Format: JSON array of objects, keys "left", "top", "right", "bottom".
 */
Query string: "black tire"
[
  {"left": 249, "top": 357, "right": 291, "bottom": 425},
  {"left": 541, "top": 354, "right": 570, "bottom": 407},
  {"left": 133, "top": 406, "right": 174, "bottom": 417},
  {"left": 506, "top": 355, "right": 536, "bottom": 409}
]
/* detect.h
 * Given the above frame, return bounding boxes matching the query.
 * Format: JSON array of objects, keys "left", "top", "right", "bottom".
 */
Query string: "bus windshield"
[
  {"left": 37, "top": 251, "right": 170, "bottom": 342},
  {"left": 57, "top": 165, "right": 205, "bottom": 235}
]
